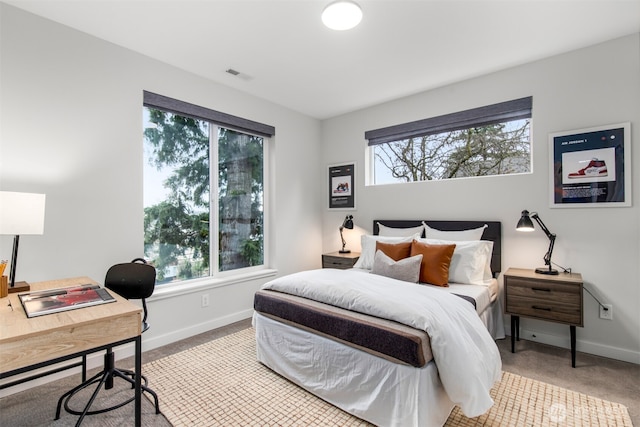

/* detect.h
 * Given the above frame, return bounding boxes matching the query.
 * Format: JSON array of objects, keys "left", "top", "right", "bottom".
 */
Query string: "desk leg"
[
  {"left": 135, "top": 335, "right": 142, "bottom": 427},
  {"left": 570, "top": 326, "right": 576, "bottom": 368},
  {"left": 81, "top": 355, "right": 87, "bottom": 382}
]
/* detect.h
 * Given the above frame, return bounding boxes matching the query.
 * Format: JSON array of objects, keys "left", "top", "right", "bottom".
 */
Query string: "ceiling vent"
[{"left": 225, "top": 68, "right": 252, "bottom": 81}]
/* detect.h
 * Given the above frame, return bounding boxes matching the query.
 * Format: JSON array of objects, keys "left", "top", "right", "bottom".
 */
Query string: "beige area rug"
[{"left": 143, "top": 328, "right": 632, "bottom": 426}]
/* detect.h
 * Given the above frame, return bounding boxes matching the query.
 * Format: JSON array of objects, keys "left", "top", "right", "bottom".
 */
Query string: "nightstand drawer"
[
  {"left": 322, "top": 252, "right": 360, "bottom": 269},
  {"left": 506, "top": 277, "right": 580, "bottom": 304},
  {"left": 506, "top": 295, "right": 581, "bottom": 325},
  {"left": 323, "top": 258, "right": 354, "bottom": 269}
]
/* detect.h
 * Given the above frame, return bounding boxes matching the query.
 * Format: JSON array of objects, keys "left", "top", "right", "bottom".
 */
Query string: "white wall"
[
  {"left": 0, "top": 3, "right": 323, "bottom": 362},
  {"left": 321, "top": 34, "right": 640, "bottom": 364}
]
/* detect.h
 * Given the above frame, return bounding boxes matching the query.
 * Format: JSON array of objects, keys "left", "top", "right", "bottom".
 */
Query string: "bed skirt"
[
  {"left": 482, "top": 297, "right": 506, "bottom": 340},
  {"left": 253, "top": 312, "right": 456, "bottom": 427}
]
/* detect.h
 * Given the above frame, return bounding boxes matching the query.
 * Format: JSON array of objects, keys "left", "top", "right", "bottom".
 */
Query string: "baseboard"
[
  {"left": 508, "top": 324, "right": 640, "bottom": 365},
  {"left": 143, "top": 309, "right": 254, "bottom": 352}
]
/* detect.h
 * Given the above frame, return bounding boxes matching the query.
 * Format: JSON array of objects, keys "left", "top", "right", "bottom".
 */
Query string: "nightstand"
[
  {"left": 322, "top": 251, "right": 360, "bottom": 269},
  {"left": 504, "top": 268, "right": 583, "bottom": 367}
]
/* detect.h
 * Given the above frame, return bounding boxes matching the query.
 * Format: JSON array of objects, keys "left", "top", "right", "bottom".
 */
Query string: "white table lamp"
[{"left": 0, "top": 191, "right": 46, "bottom": 292}]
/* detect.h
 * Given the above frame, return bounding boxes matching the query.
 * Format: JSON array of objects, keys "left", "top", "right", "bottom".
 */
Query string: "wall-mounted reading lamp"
[
  {"left": 516, "top": 210, "right": 558, "bottom": 275},
  {"left": 339, "top": 215, "right": 354, "bottom": 253}
]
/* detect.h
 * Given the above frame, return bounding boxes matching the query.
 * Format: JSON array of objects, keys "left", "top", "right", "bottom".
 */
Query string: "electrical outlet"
[
  {"left": 599, "top": 304, "right": 612, "bottom": 320},
  {"left": 201, "top": 294, "right": 210, "bottom": 308}
]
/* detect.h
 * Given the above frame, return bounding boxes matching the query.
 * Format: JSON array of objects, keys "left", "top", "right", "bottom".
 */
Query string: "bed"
[{"left": 253, "top": 220, "right": 504, "bottom": 427}]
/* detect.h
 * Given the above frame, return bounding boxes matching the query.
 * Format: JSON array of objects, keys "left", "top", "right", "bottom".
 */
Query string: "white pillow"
[
  {"left": 377, "top": 222, "right": 425, "bottom": 237},
  {"left": 371, "top": 250, "right": 423, "bottom": 283},
  {"left": 419, "top": 238, "right": 493, "bottom": 285},
  {"left": 423, "top": 222, "right": 487, "bottom": 241},
  {"left": 353, "top": 234, "right": 421, "bottom": 270}
]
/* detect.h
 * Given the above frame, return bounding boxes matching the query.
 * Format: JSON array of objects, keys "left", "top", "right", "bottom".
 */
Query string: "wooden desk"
[{"left": 0, "top": 277, "right": 143, "bottom": 426}]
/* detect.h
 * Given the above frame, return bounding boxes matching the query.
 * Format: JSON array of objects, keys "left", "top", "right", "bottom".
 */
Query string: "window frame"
[
  {"left": 142, "top": 92, "right": 274, "bottom": 287},
  {"left": 365, "top": 97, "right": 532, "bottom": 184},
  {"left": 209, "top": 124, "right": 271, "bottom": 279}
]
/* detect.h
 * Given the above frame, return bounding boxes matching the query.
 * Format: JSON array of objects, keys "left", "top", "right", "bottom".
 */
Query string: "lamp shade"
[
  {"left": 343, "top": 215, "right": 354, "bottom": 230},
  {"left": 322, "top": 1, "right": 363, "bottom": 30},
  {"left": 0, "top": 192, "right": 46, "bottom": 235},
  {"left": 516, "top": 210, "right": 535, "bottom": 232}
]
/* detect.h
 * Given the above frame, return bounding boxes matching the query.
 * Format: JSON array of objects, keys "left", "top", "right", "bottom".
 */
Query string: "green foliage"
[
  {"left": 144, "top": 110, "right": 210, "bottom": 207},
  {"left": 143, "top": 108, "right": 264, "bottom": 282},
  {"left": 143, "top": 201, "right": 210, "bottom": 281},
  {"left": 241, "top": 235, "right": 264, "bottom": 267}
]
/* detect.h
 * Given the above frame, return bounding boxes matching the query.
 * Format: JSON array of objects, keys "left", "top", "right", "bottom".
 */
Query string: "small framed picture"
[
  {"left": 549, "top": 122, "right": 631, "bottom": 208},
  {"left": 328, "top": 163, "right": 355, "bottom": 209}
]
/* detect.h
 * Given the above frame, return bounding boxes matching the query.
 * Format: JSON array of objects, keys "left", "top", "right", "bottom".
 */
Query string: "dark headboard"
[{"left": 373, "top": 220, "right": 502, "bottom": 276}]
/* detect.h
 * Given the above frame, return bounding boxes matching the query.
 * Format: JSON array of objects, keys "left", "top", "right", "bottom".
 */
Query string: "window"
[
  {"left": 142, "top": 92, "right": 274, "bottom": 285},
  {"left": 365, "top": 97, "right": 532, "bottom": 185}
]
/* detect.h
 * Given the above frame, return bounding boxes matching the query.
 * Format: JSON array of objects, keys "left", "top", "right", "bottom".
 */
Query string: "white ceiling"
[{"left": 5, "top": 0, "right": 640, "bottom": 119}]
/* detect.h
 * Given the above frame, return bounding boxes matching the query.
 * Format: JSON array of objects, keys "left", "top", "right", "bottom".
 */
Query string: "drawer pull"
[
  {"left": 532, "top": 287, "right": 551, "bottom": 292},
  {"left": 532, "top": 305, "right": 552, "bottom": 311}
]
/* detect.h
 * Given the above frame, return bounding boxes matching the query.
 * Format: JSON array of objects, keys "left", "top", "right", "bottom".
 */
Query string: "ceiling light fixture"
[{"left": 322, "top": 1, "right": 362, "bottom": 31}]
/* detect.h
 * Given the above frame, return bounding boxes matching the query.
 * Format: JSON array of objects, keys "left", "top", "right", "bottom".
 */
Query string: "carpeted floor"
[
  {"left": 1, "top": 320, "right": 637, "bottom": 426},
  {"left": 142, "top": 327, "right": 633, "bottom": 427},
  {"left": 0, "top": 374, "right": 167, "bottom": 427}
]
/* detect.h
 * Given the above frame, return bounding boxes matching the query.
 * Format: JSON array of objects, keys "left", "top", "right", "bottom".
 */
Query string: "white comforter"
[{"left": 262, "top": 268, "right": 502, "bottom": 418}]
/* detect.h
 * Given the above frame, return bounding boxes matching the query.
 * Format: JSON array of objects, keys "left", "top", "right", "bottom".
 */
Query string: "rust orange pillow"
[
  {"left": 410, "top": 240, "right": 456, "bottom": 287},
  {"left": 376, "top": 241, "right": 412, "bottom": 261}
]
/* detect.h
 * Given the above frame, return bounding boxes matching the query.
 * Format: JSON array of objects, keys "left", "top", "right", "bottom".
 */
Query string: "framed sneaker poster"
[
  {"left": 329, "top": 162, "right": 355, "bottom": 209},
  {"left": 549, "top": 122, "right": 631, "bottom": 208}
]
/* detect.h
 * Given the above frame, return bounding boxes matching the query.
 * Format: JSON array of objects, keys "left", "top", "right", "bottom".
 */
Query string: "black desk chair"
[{"left": 56, "top": 258, "right": 161, "bottom": 423}]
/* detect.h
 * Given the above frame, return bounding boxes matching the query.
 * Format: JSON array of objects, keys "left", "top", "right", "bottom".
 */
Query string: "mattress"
[
  {"left": 432, "top": 278, "right": 498, "bottom": 313},
  {"left": 254, "top": 289, "right": 432, "bottom": 367},
  {"left": 253, "top": 277, "right": 499, "bottom": 368},
  {"left": 352, "top": 267, "right": 498, "bottom": 312}
]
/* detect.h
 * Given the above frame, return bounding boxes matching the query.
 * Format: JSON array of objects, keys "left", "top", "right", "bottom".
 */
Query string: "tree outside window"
[
  {"left": 367, "top": 97, "right": 532, "bottom": 185},
  {"left": 143, "top": 107, "right": 264, "bottom": 284},
  {"left": 372, "top": 119, "right": 530, "bottom": 184}
]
